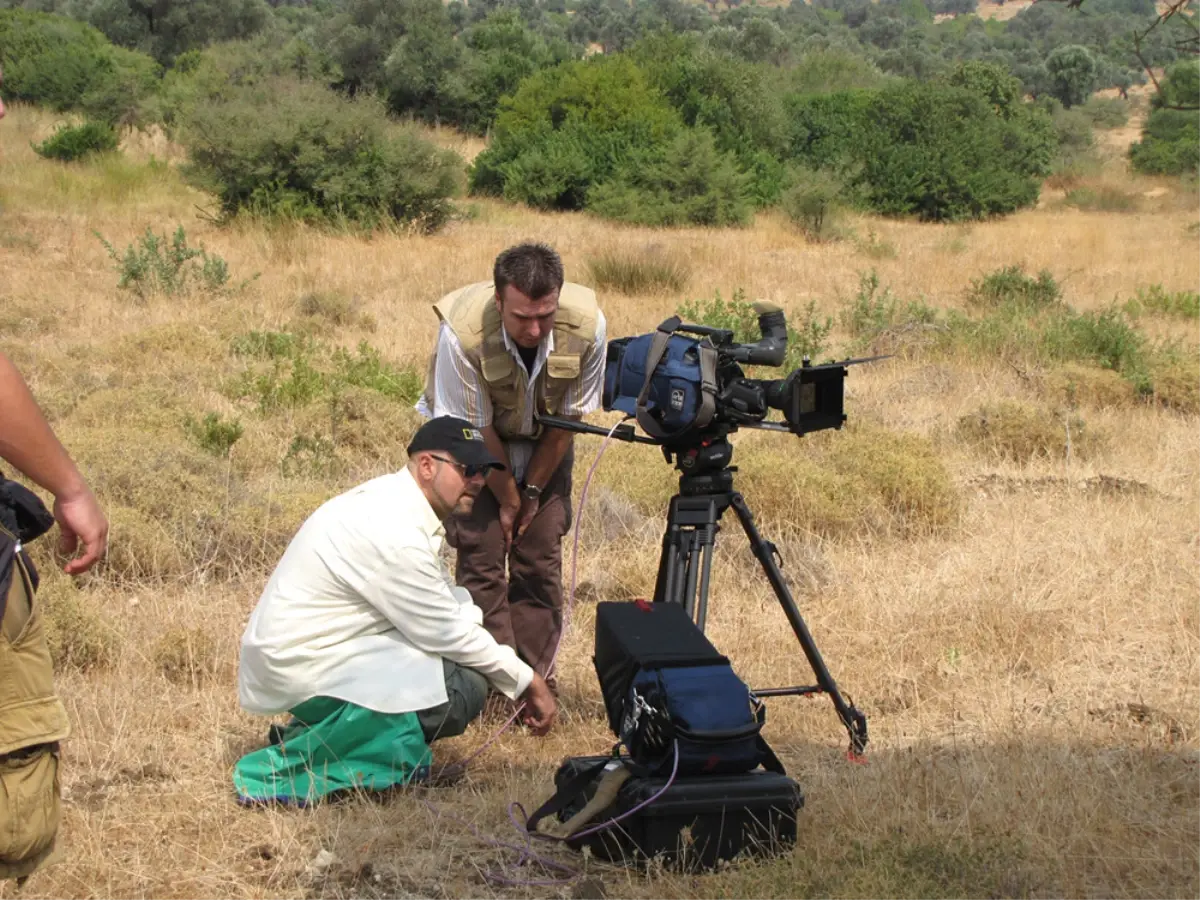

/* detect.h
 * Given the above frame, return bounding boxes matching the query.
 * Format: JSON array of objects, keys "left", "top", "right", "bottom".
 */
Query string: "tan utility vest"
[
  {"left": 426, "top": 281, "right": 599, "bottom": 441},
  {"left": 0, "top": 526, "right": 70, "bottom": 758}
]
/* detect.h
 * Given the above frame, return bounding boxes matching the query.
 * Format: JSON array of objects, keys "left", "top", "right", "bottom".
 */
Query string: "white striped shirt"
[{"left": 416, "top": 312, "right": 607, "bottom": 481}]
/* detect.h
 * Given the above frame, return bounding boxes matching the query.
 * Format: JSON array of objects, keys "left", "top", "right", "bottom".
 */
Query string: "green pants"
[{"left": 233, "top": 660, "right": 488, "bottom": 806}]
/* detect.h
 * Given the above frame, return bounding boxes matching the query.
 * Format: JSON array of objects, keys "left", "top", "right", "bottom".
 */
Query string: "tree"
[
  {"left": 1129, "top": 59, "right": 1200, "bottom": 174},
  {"left": 1045, "top": 44, "right": 1098, "bottom": 106}
]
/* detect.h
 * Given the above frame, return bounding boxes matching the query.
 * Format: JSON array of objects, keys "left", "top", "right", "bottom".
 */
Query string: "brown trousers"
[{"left": 446, "top": 453, "right": 572, "bottom": 681}]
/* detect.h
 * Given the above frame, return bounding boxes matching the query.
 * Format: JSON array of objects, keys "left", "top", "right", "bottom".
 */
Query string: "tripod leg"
[{"left": 729, "top": 493, "right": 869, "bottom": 756}]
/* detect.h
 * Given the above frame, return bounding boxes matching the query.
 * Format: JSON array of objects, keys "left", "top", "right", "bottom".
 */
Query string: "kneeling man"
[{"left": 234, "top": 416, "right": 557, "bottom": 804}]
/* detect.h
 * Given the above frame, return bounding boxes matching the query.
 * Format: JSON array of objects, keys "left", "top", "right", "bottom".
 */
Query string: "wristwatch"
[{"left": 522, "top": 483, "right": 543, "bottom": 501}]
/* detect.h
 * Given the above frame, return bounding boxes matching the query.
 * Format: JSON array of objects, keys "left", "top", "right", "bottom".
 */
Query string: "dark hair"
[{"left": 493, "top": 243, "right": 564, "bottom": 302}]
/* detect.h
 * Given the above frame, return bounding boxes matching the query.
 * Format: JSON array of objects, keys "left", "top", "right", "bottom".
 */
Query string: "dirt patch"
[{"left": 976, "top": 0, "right": 1034, "bottom": 21}]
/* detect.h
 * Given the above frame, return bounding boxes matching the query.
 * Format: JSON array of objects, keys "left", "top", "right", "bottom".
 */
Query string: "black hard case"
[{"left": 555, "top": 755, "right": 803, "bottom": 870}]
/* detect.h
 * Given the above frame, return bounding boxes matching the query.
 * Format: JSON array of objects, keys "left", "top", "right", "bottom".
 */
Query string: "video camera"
[{"left": 602, "top": 301, "right": 861, "bottom": 451}]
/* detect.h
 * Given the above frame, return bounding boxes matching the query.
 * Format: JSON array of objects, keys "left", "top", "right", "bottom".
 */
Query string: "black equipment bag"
[
  {"left": 552, "top": 754, "right": 803, "bottom": 870},
  {"left": 0, "top": 472, "right": 54, "bottom": 623},
  {"left": 594, "top": 601, "right": 783, "bottom": 777}
]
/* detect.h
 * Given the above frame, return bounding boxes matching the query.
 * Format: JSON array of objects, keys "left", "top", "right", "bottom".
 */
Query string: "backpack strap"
[{"left": 525, "top": 757, "right": 613, "bottom": 835}]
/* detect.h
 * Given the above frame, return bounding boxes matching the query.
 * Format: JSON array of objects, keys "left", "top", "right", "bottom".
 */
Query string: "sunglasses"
[{"left": 430, "top": 455, "right": 490, "bottom": 479}]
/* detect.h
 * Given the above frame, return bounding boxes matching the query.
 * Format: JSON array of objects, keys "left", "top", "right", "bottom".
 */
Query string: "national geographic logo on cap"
[{"left": 464, "top": 427, "right": 485, "bottom": 442}]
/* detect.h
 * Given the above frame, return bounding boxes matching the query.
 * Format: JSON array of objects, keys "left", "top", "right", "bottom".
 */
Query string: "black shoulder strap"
[
  {"left": 757, "top": 735, "right": 786, "bottom": 775},
  {"left": 0, "top": 473, "right": 54, "bottom": 544},
  {"left": 525, "top": 758, "right": 612, "bottom": 835}
]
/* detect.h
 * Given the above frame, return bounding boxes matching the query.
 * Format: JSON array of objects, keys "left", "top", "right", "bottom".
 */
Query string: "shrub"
[
  {"left": 97, "top": 226, "right": 230, "bottom": 300},
  {"left": 1123, "top": 285, "right": 1200, "bottom": 320},
  {"left": 1080, "top": 96, "right": 1129, "bottom": 129},
  {"left": 677, "top": 288, "right": 832, "bottom": 366},
  {"left": 956, "top": 400, "right": 1100, "bottom": 463},
  {"left": 854, "top": 81, "right": 1056, "bottom": 221},
  {"left": 225, "top": 332, "right": 423, "bottom": 414},
  {"left": 184, "top": 412, "right": 244, "bottom": 457},
  {"left": 0, "top": 9, "right": 159, "bottom": 125},
  {"left": 1044, "top": 308, "right": 1150, "bottom": 389},
  {"left": 586, "top": 247, "right": 690, "bottom": 295},
  {"left": 180, "top": 76, "right": 463, "bottom": 231},
  {"left": 33, "top": 121, "right": 119, "bottom": 162},
  {"left": 1130, "top": 61, "right": 1200, "bottom": 177},
  {"left": 780, "top": 165, "right": 846, "bottom": 241},
  {"left": 586, "top": 128, "right": 752, "bottom": 227},
  {"left": 469, "top": 55, "right": 681, "bottom": 209},
  {"left": 841, "top": 270, "right": 939, "bottom": 347},
  {"left": 967, "top": 266, "right": 1063, "bottom": 311}
]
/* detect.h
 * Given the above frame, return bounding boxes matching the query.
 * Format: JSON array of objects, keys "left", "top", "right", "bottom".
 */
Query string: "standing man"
[
  {"left": 418, "top": 244, "right": 606, "bottom": 688},
  {"left": 0, "top": 349, "right": 109, "bottom": 882}
]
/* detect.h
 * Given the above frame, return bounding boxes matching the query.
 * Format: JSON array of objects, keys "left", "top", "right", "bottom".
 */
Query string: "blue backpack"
[{"left": 603, "top": 317, "right": 719, "bottom": 444}]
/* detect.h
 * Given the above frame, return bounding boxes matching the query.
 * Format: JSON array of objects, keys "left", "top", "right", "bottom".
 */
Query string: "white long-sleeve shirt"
[
  {"left": 415, "top": 312, "right": 607, "bottom": 481},
  {"left": 238, "top": 468, "right": 534, "bottom": 716}
]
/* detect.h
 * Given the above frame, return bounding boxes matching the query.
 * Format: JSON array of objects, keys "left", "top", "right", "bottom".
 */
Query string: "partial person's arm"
[
  {"left": 0, "top": 352, "right": 108, "bottom": 573},
  {"left": 365, "top": 537, "right": 534, "bottom": 700},
  {"left": 516, "top": 311, "right": 608, "bottom": 538}
]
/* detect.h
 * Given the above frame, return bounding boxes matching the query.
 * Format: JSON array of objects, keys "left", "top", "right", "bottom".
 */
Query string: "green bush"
[
  {"left": 841, "top": 270, "right": 939, "bottom": 346},
  {"left": 1123, "top": 284, "right": 1200, "bottom": 320},
  {"left": 1044, "top": 308, "right": 1150, "bottom": 390},
  {"left": 786, "top": 79, "right": 1054, "bottom": 222},
  {"left": 1130, "top": 61, "right": 1200, "bottom": 177},
  {"left": 1080, "top": 96, "right": 1130, "bottom": 129},
  {"left": 632, "top": 32, "right": 790, "bottom": 203},
  {"left": 0, "top": 9, "right": 159, "bottom": 125},
  {"left": 780, "top": 165, "right": 846, "bottom": 241},
  {"left": 967, "top": 265, "right": 1063, "bottom": 311},
  {"left": 469, "top": 55, "right": 681, "bottom": 210},
  {"left": 225, "top": 332, "right": 422, "bottom": 414},
  {"left": 33, "top": 120, "right": 118, "bottom": 162},
  {"left": 677, "top": 288, "right": 832, "bottom": 367},
  {"left": 97, "top": 226, "right": 230, "bottom": 300},
  {"left": 184, "top": 412, "right": 243, "bottom": 457},
  {"left": 854, "top": 81, "right": 1056, "bottom": 221},
  {"left": 586, "top": 128, "right": 752, "bottom": 227},
  {"left": 180, "top": 76, "right": 463, "bottom": 231}
]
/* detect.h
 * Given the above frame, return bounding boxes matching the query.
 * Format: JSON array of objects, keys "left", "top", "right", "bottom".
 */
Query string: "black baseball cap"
[{"left": 407, "top": 416, "right": 505, "bottom": 472}]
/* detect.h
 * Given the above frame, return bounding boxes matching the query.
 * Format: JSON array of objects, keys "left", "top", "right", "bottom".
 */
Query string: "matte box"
[{"left": 556, "top": 755, "right": 803, "bottom": 870}]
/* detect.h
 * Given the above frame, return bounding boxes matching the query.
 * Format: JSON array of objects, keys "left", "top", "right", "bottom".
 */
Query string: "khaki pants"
[
  {"left": 0, "top": 564, "right": 63, "bottom": 882},
  {"left": 447, "top": 453, "right": 573, "bottom": 681}
]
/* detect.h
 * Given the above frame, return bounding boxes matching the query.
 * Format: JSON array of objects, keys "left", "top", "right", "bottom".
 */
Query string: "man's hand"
[
  {"left": 514, "top": 496, "right": 539, "bottom": 542},
  {"left": 519, "top": 673, "right": 557, "bottom": 736},
  {"left": 498, "top": 496, "right": 520, "bottom": 553},
  {"left": 53, "top": 485, "right": 108, "bottom": 575}
]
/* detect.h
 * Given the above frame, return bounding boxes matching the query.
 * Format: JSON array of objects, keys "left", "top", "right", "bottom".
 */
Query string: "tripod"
[
  {"left": 536, "top": 415, "right": 869, "bottom": 757},
  {"left": 653, "top": 433, "right": 869, "bottom": 757}
]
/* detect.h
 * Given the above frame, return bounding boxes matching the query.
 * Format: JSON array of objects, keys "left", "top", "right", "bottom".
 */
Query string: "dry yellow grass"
[{"left": 1, "top": 103, "right": 1197, "bottom": 899}]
